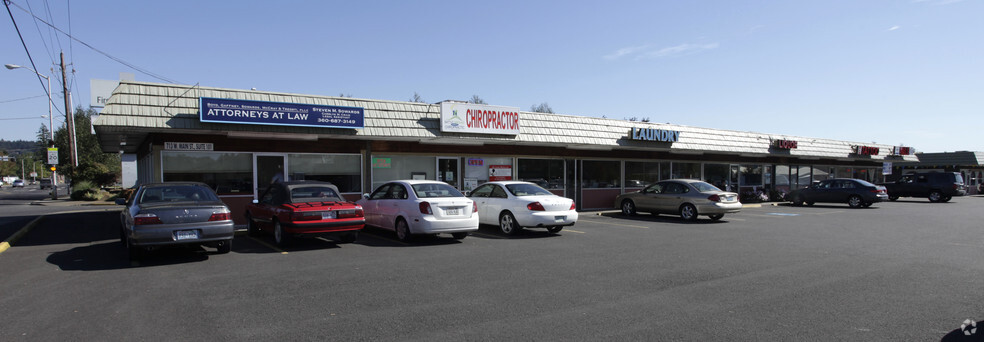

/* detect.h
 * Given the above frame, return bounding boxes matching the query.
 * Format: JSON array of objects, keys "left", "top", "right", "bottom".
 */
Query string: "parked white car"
[
  {"left": 468, "top": 181, "right": 577, "bottom": 235},
  {"left": 357, "top": 180, "right": 478, "bottom": 241}
]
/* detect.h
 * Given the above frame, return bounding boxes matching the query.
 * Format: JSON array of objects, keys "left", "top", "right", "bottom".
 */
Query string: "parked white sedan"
[
  {"left": 468, "top": 181, "right": 577, "bottom": 235},
  {"left": 357, "top": 180, "right": 478, "bottom": 241}
]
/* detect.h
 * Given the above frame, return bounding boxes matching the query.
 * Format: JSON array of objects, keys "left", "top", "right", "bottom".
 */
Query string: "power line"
[
  {"left": 3, "top": 0, "right": 50, "bottom": 103},
  {"left": 0, "top": 94, "right": 45, "bottom": 103},
  {"left": 6, "top": 0, "right": 180, "bottom": 84}
]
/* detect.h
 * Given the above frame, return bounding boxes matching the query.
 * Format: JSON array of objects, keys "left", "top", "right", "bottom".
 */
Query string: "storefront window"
[
  {"left": 672, "top": 162, "right": 701, "bottom": 179},
  {"left": 798, "top": 166, "right": 812, "bottom": 189},
  {"left": 288, "top": 154, "right": 361, "bottom": 193},
  {"left": 464, "top": 157, "right": 514, "bottom": 191},
  {"left": 775, "top": 165, "right": 791, "bottom": 197},
  {"left": 371, "top": 155, "right": 435, "bottom": 191},
  {"left": 518, "top": 158, "right": 564, "bottom": 190},
  {"left": 162, "top": 151, "right": 252, "bottom": 195},
  {"left": 739, "top": 165, "right": 763, "bottom": 186},
  {"left": 624, "top": 161, "right": 660, "bottom": 188},
  {"left": 813, "top": 166, "right": 832, "bottom": 183},
  {"left": 582, "top": 160, "right": 619, "bottom": 188},
  {"left": 659, "top": 162, "right": 671, "bottom": 180},
  {"left": 704, "top": 163, "right": 730, "bottom": 191}
]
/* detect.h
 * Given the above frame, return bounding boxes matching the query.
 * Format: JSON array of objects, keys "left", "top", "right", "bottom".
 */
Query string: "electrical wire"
[
  {"left": 6, "top": 0, "right": 180, "bottom": 84},
  {"left": 0, "top": 94, "right": 46, "bottom": 104},
  {"left": 3, "top": 0, "right": 50, "bottom": 104}
]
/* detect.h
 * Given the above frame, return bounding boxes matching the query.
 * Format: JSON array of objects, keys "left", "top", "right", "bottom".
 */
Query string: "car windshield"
[
  {"left": 411, "top": 183, "right": 463, "bottom": 198},
  {"left": 139, "top": 185, "right": 218, "bottom": 204},
  {"left": 505, "top": 183, "right": 553, "bottom": 197},
  {"left": 691, "top": 181, "right": 723, "bottom": 192},
  {"left": 290, "top": 186, "right": 342, "bottom": 202}
]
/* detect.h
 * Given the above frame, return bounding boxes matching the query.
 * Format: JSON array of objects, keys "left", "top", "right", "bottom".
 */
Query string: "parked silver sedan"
[
  {"left": 614, "top": 179, "right": 742, "bottom": 221},
  {"left": 117, "top": 182, "right": 234, "bottom": 260}
]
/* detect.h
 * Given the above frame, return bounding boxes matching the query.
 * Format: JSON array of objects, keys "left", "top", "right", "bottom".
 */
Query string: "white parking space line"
[{"left": 578, "top": 219, "right": 649, "bottom": 229}]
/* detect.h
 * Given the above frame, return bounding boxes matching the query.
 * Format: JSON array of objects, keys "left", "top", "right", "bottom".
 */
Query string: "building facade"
[{"left": 94, "top": 82, "right": 918, "bottom": 225}]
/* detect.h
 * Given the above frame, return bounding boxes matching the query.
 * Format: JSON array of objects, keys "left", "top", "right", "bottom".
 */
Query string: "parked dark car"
[
  {"left": 39, "top": 179, "right": 52, "bottom": 189},
  {"left": 245, "top": 180, "right": 365, "bottom": 247},
  {"left": 116, "top": 182, "right": 234, "bottom": 260},
  {"left": 788, "top": 178, "right": 888, "bottom": 208},
  {"left": 879, "top": 172, "right": 966, "bottom": 202}
]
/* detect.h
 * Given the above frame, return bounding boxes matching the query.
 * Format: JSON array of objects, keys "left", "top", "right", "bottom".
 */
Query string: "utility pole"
[{"left": 60, "top": 52, "right": 77, "bottom": 184}]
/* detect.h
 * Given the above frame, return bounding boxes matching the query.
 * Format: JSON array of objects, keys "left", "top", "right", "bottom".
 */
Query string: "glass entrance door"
[
  {"left": 255, "top": 154, "right": 286, "bottom": 198},
  {"left": 437, "top": 157, "right": 459, "bottom": 189}
]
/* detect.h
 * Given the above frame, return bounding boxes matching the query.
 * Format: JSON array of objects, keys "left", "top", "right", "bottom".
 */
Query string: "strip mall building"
[{"left": 93, "top": 81, "right": 918, "bottom": 225}]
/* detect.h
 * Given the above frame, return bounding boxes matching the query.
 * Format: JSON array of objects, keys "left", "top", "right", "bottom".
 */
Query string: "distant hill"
[{"left": 0, "top": 139, "right": 38, "bottom": 156}]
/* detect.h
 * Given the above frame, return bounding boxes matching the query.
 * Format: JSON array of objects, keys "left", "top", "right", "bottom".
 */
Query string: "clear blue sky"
[{"left": 2, "top": 0, "right": 982, "bottom": 153}]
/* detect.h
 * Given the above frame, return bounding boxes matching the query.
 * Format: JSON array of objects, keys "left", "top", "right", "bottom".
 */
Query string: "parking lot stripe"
[
  {"left": 579, "top": 219, "right": 649, "bottom": 229},
  {"left": 247, "top": 236, "right": 288, "bottom": 254},
  {"left": 562, "top": 229, "right": 586, "bottom": 234}
]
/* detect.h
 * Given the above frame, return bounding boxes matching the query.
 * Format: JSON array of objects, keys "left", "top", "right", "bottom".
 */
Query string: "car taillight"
[
  {"left": 134, "top": 213, "right": 162, "bottom": 225},
  {"left": 527, "top": 202, "right": 545, "bottom": 211},
  {"left": 707, "top": 194, "right": 721, "bottom": 202},
  {"left": 419, "top": 202, "right": 433, "bottom": 215},
  {"left": 569, "top": 202, "right": 576, "bottom": 210},
  {"left": 291, "top": 211, "right": 321, "bottom": 221},
  {"left": 337, "top": 209, "right": 364, "bottom": 219},
  {"left": 472, "top": 201, "right": 477, "bottom": 214},
  {"left": 209, "top": 212, "right": 231, "bottom": 221}
]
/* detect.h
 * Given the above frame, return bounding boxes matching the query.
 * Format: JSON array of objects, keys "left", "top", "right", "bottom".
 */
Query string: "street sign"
[
  {"left": 30, "top": 172, "right": 37, "bottom": 178},
  {"left": 47, "top": 148, "right": 58, "bottom": 165}
]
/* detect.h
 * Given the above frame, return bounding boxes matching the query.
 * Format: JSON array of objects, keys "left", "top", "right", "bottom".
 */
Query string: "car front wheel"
[
  {"left": 928, "top": 191, "right": 942, "bottom": 203},
  {"left": 621, "top": 200, "right": 637, "bottom": 216},
  {"left": 246, "top": 214, "right": 260, "bottom": 237},
  {"left": 451, "top": 232, "right": 468, "bottom": 240},
  {"left": 680, "top": 204, "right": 698, "bottom": 221},
  {"left": 708, "top": 214, "right": 724, "bottom": 221}
]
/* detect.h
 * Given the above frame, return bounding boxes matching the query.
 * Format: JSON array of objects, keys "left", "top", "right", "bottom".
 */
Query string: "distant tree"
[
  {"left": 627, "top": 117, "right": 638, "bottom": 122},
  {"left": 338, "top": 93, "right": 353, "bottom": 98},
  {"left": 53, "top": 107, "right": 121, "bottom": 187},
  {"left": 410, "top": 92, "right": 425, "bottom": 103},
  {"left": 530, "top": 102, "right": 554, "bottom": 113},
  {"left": 641, "top": 117, "right": 651, "bottom": 123},
  {"left": 35, "top": 125, "right": 51, "bottom": 161},
  {"left": 468, "top": 95, "right": 487, "bottom": 104}
]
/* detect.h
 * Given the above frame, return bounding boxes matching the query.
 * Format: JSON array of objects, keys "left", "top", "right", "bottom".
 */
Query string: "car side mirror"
[
  {"left": 115, "top": 198, "right": 127, "bottom": 205},
  {"left": 362, "top": 193, "right": 370, "bottom": 199},
  {"left": 252, "top": 199, "right": 259, "bottom": 204}
]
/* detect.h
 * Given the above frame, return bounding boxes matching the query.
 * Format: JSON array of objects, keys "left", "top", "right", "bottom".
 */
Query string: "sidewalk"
[{"left": 30, "top": 198, "right": 120, "bottom": 207}]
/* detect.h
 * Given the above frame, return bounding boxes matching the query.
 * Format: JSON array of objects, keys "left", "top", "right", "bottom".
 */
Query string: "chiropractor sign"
[{"left": 440, "top": 102, "right": 520, "bottom": 135}]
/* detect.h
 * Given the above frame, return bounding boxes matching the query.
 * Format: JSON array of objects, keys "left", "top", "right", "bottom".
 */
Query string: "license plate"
[
  {"left": 445, "top": 208, "right": 461, "bottom": 216},
  {"left": 175, "top": 230, "right": 199, "bottom": 240},
  {"left": 322, "top": 211, "right": 337, "bottom": 220},
  {"left": 554, "top": 216, "right": 566, "bottom": 221}
]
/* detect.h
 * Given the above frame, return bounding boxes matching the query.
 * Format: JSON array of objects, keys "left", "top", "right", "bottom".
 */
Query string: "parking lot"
[{"left": 1, "top": 197, "right": 982, "bottom": 340}]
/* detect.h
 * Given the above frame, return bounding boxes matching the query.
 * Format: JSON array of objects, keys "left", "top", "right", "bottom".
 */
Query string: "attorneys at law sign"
[{"left": 440, "top": 102, "right": 520, "bottom": 135}]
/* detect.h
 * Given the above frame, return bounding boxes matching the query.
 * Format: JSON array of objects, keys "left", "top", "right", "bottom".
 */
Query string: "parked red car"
[{"left": 245, "top": 181, "right": 364, "bottom": 247}]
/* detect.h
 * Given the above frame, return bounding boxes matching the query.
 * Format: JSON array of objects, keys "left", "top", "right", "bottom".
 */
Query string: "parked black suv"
[{"left": 880, "top": 172, "right": 966, "bottom": 202}]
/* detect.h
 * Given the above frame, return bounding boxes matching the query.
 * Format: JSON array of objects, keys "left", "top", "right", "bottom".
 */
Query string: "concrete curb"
[{"left": 0, "top": 215, "right": 45, "bottom": 255}]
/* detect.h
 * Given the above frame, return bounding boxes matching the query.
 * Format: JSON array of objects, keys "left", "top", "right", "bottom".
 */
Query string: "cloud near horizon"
[{"left": 605, "top": 43, "right": 720, "bottom": 61}]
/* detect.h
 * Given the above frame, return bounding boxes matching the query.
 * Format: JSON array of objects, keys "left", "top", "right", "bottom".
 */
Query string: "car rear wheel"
[
  {"left": 888, "top": 195, "right": 899, "bottom": 201},
  {"left": 451, "top": 232, "right": 468, "bottom": 240},
  {"left": 679, "top": 204, "right": 698, "bottom": 221},
  {"left": 941, "top": 195, "right": 952, "bottom": 203},
  {"left": 125, "top": 236, "right": 141, "bottom": 261},
  {"left": 395, "top": 218, "right": 413, "bottom": 242},
  {"left": 621, "top": 200, "right": 637, "bottom": 216},
  {"left": 928, "top": 191, "right": 942, "bottom": 203},
  {"left": 547, "top": 226, "right": 563, "bottom": 233},
  {"left": 708, "top": 214, "right": 724, "bottom": 221},
  {"left": 847, "top": 195, "right": 863, "bottom": 208},
  {"left": 791, "top": 196, "right": 803, "bottom": 206},
  {"left": 499, "top": 212, "right": 521, "bottom": 235},
  {"left": 217, "top": 239, "right": 232, "bottom": 254},
  {"left": 274, "top": 220, "right": 290, "bottom": 247}
]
